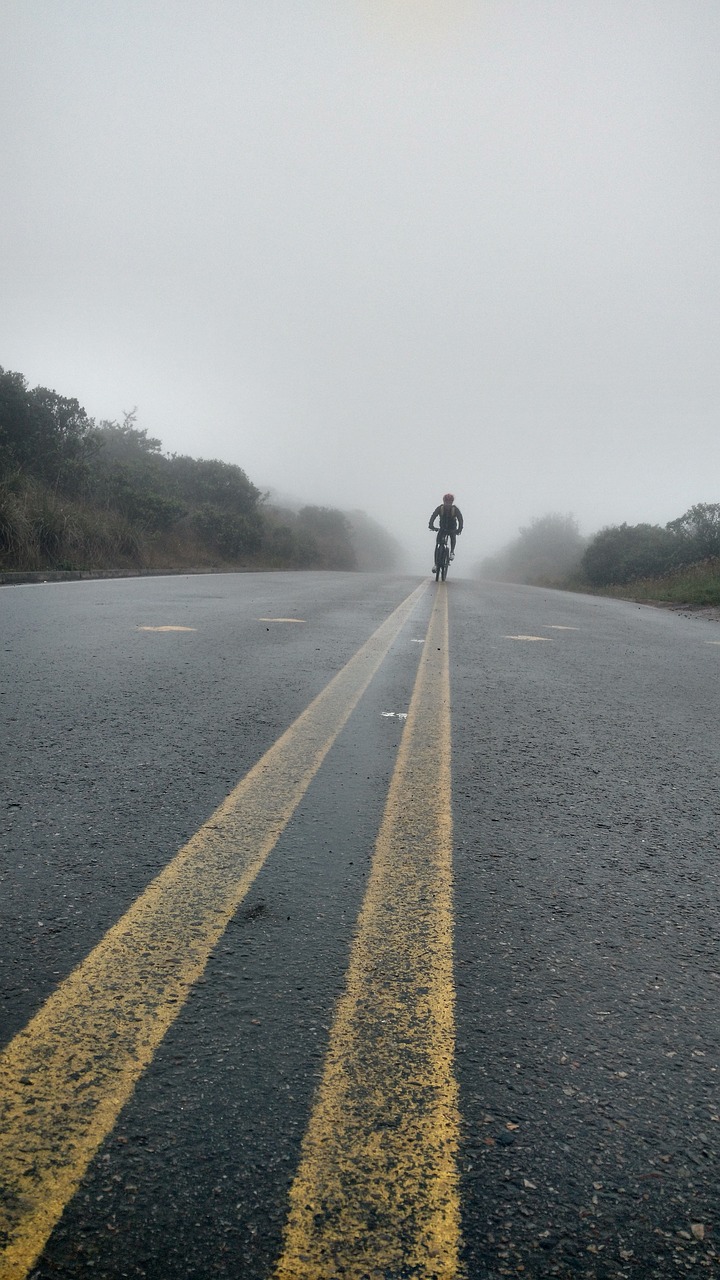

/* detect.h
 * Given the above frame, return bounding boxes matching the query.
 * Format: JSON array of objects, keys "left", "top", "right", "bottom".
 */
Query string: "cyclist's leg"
[{"left": 434, "top": 532, "right": 442, "bottom": 578}]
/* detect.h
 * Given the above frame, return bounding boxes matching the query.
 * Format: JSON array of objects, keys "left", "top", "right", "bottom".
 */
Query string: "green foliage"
[
  {"left": 192, "top": 504, "right": 262, "bottom": 558},
  {"left": 0, "top": 369, "right": 29, "bottom": 476},
  {"left": 296, "top": 506, "right": 357, "bottom": 570},
  {"left": 346, "top": 509, "right": 402, "bottom": 571},
  {"left": 666, "top": 503, "right": 720, "bottom": 561},
  {"left": 0, "top": 366, "right": 396, "bottom": 575},
  {"left": 263, "top": 521, "right": 298, "bottom": 564},
  {"left": 167, "top": 454, "right": 261, "bottom": 513},
  {"left": 587, "top": 558, "right": 720, "bottom": 606},
  {"left": 291, "top": 530, "right": 323, "bottom": 568},
  {"left": 87, "top": 417, "right": 182, "bottom": 532},
  {"left": 580, "top": 504, "right": 720, "bottom": 587},
  {"left": 87, "top": 416, "right": 263, "bottom": 540},
  {"left": 479, "top": 513, "right": 586, "bottom": 586},
  {"left": 0, "top": 474, "right": 141, "bottom": 570},
  {"left": 487, "top": 503, "right": 720, "bottom": 593},
  {"left": 581, "top": 522, "right": 678, "bottom": 586},
  {"left": 0, "top": 366, "right": 98, "bottom": 493},
  {"left": 91, "top": 414, "right": 164, "bottom": 463},
  {"left": 107, "top": 479, "right": 186, "bottom": 532}
]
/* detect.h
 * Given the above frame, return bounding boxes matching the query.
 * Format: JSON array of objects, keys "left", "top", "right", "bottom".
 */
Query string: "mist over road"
[{"left": 2, "top": 572, "right": 719, "bottom": 1278}]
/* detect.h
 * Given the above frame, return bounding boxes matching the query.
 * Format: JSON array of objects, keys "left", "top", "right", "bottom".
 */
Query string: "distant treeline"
[
  {"left": 478, "top": 506, "right": 720, "bottom": 604},
  {"left": 0, "top": 367, "right": 401, "bottom": 574}
]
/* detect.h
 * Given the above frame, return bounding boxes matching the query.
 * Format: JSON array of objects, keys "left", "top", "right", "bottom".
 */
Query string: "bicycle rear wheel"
[{"left": 441, "top": 544, "right": 450, "bottom": 581}]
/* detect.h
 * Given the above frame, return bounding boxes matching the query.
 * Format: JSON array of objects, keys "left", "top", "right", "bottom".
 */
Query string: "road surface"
[{"left": 1, "top": 571, "right": 719, "bottom": 1279}]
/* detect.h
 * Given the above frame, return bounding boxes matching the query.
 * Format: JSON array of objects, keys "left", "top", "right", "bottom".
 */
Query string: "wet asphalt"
[{"left": 2, "top": 571, "right": 720, "bottom": 1278}]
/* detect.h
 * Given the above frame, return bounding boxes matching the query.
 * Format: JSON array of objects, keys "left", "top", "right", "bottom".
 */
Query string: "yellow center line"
[
  {"left": 275, "top": 587, "right": 462, "bottom": 1279},
  {"left": 0, "top": 583, "right": 429, "bottom": 1280}
]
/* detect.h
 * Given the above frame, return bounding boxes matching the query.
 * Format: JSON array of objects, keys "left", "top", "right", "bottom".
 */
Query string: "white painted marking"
[
  {"left": 381, "top": 712, "right": 408, "bottom": 720},
  {"left": 504, "top": 635, "right": 553, "bottom": 642},
  {"left": 410, "top": 638, "right": 425, "bottom": 644},
  {"left": 137, "top": 626, "right": 196, "bottom": 632},
  {"left": 545, "top": 625, "right": 579, "bottom": 631},
  {"left": 258, "top": 617, "right": 306, "bottom": 623},
  {"left": 705, "top": 641, "right": 720, "bottom": 646}
]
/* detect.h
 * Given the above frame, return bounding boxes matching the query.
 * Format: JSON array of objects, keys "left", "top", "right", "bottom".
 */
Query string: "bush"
[
  {"left": 1, "top": 366, "right": 396, "bottom": 574},
  {"left": 167, "top": 454, "right": 261, "bottom": 514},
  {"left": 296, "top": 506, "right": 357, "bottom": 570},
  {"left": 479, "top": 513, "right": 586, "bottom": 586},
  {"left": 0, "top": 367, "right": 98, "bottom": 493},
  {"left": 192, "top": 504, "right": 263, "bottom": 559},
  {"left": 0, "top": 475, "right": 142, "bottom": 570},
  {"left": 667, "top": 503, "right": 720, "bottom": 564},
  {"left": 581, "top": 523, "right": 678, "bottom": 586}
]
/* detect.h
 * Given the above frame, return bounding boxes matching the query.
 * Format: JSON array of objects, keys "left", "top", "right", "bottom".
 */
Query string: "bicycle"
[{"left": 432, "top": 529, "right": 451, "bottom": 581}]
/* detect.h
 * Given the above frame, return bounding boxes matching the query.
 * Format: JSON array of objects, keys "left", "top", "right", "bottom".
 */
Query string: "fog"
[{"left": 3, "top": 1, "right": 720, "bottom": 572}]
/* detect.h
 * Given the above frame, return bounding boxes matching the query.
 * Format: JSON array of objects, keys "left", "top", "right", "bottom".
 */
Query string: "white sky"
[{"left": 3, "top": 0, "right": 720, "bottom": 570}]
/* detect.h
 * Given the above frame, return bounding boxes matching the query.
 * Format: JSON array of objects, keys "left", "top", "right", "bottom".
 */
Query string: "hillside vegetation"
[
  {"left": 0, "top": 367, "right": 401, "bottom": 575},
  {"left": 478, "top": 507, "right": 720, "bottom": 606}
]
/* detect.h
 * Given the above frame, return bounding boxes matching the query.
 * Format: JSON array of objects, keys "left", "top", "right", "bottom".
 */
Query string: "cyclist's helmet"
[{"left": 443, "top": 492, "right": 454, "bottom": 503}]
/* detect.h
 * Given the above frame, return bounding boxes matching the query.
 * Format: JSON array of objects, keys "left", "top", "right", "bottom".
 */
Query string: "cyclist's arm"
[{"left": 455, "top": 506, "right": 464, "bottom": 533}]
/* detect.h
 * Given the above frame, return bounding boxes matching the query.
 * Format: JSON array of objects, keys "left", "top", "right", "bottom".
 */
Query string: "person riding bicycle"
[{"left": 429, "top": 493, "right": 464, "bottom": 564}]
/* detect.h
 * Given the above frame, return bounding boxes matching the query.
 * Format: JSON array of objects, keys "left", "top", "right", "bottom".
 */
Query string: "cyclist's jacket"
[{"left": 429, "top": 503, "right": 464, "bottom": 534}]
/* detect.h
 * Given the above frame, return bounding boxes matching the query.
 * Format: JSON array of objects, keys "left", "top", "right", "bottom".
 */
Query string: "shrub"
[
  {"left": 666, "top": 503, "right": 720, "bottom": 564},
  {"left": 479, "top": 513, "right": 586, "bottom": 585},
  {"left": 581, "top": 523, "right": 678, "bottom": 585},
  {"left": 192, "top": 504, "right": 263, "bottom": 559}
]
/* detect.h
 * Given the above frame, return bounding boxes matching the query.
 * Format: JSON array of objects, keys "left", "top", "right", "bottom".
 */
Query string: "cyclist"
[{"left": 429, "top": 493, "right": 464, "bottom": 568}]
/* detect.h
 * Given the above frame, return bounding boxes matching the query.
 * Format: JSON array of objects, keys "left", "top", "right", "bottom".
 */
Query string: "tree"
[
  {"left": 90, "top": 414, "right": 182, "bottom": 530},
  {"left": 0, "top": 368, "right": 33, "bottom": 476},
  {"left": 346, "top": 509, "right": 403, "bottom": 571},
  {"left": 581, "top": 523, "right": 677, "bottom": 585},
  {"left": 192, "top": 504, "right": 262, "bottom": 558},
  {"left": 0, "top": 367, "right": 97, "bottom": 491},
  {"left": 479, "top": 513, "right": 585, "bottom": 585},
  {"left": 666, "top": 503, "right": 720, "bottom": 563},
  {"left": 296, "top": 506, "right": 357, "bottom": 570},
  {"left": 167, "top": 455, "right": 262, "bottom": 514},
  {"left": 91, "top": 412, "right": 164, "bottom": 464},
  {"left": 0, "top": 364, "right": 401, "bottom": 574}
]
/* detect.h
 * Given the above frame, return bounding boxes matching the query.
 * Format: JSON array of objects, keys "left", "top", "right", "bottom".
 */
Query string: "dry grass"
[
  {"left": 582, "top": 558, "right": 720, "bottom": 607},
  {"left": 0, "top": 477, "right": 261, "bottom": 574},
  {"left": 0, "top": 476, "right": 143, "bottom": 571}
]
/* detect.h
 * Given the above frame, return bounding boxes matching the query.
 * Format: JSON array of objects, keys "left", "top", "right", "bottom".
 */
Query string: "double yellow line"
[
  {"left": 0, "top": 582, "right": 462, "bottom": 1280},
  {"left": 276, "top": 583, "right": 461, "bottom": 1278}
]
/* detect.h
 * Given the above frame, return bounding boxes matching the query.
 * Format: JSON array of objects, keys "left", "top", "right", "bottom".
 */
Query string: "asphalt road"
[{"left": 1, "top": 571, "right": 720, "bottom": 1279}]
